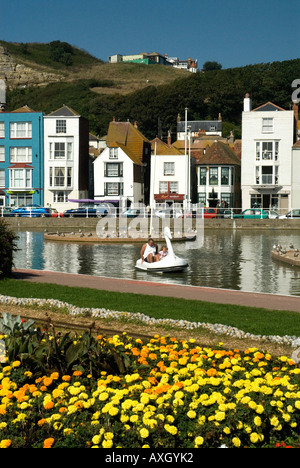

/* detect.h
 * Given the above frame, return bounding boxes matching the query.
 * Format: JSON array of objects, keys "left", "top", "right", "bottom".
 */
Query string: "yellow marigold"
[
  {"left": 43, "top": 438, "right": 55, "bottom": 448},
  {"left": 250, "top": 432, "right": 259, "bottom": 444},
  {"left": 194, "top": 436, "right": 204, "bottom": 446},
  {"left": 232, "top": 437, "right": 241, "bottom": 448},
  {"left": 140, "top": 428, "right": 149, "bottom": 439},
  {"left": 0, "top": 439, "right": 11, "bottom": 448}
]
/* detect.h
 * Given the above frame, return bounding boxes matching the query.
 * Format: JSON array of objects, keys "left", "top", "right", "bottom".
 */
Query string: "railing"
[{"left": 1, "top": 205, "right": 300, "bottom": 219}]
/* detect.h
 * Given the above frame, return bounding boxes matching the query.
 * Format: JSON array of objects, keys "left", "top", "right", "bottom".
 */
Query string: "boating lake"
[{"left": 12, "top": 229, "right": 300, "bottom": 297}]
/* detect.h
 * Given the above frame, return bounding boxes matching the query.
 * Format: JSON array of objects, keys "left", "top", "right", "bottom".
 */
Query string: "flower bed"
[{"left": 1, "top": 325, "right": 300, "bottom": 448}]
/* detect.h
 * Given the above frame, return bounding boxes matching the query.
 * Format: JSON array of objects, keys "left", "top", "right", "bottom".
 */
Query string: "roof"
[
  {"left": 194, "top": 141, "right": 241, "bottom": 166},
  {"left": 252, "top": 102, "right": 286, "bottom": 112},
  {"left": 106, "top": 121, "right": 150, "bottom": 163},
  {"left": 177, "top": 120, "right": 222, "bottom": 133},
  {"left": 48, "top": 105, "right": 80, "bottom": 117},
  {"left": 11, "top": 105, "right": 36, "bottom": 113},
  {"left": 151, "top": 137, "right": 183, "bottom": 155}
]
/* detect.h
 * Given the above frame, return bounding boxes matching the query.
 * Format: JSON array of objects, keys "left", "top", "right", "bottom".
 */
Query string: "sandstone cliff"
[{"left": 0, "top": 45, "right": 63, "bottom": 89}]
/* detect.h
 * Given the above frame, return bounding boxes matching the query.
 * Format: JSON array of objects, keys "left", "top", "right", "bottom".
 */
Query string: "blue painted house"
[{"left": 0, "top": 106, "right": 44, "bottom": 207}]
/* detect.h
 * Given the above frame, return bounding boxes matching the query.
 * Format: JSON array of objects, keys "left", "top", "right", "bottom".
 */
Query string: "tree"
[{"left": 202, "top": 61, "right": 222, "bottom": 71}]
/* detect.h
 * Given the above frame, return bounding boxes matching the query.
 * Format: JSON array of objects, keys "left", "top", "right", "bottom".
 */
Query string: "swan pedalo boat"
[{"left": 135, "top": 227, "right": 188, "bottom": 273}]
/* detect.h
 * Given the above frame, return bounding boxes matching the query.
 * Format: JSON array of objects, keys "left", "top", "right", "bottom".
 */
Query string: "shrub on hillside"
[{"left": 0, "top": 220, "right": 18, "bottom": 277}]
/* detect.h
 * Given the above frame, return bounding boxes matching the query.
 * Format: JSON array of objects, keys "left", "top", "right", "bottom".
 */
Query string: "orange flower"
[
  {"left": 43, "top": 438, "right": 55, "bottom": 448},
  {"left": 73, "top": 370, "right": 82, "bottom": 377},
  {"left": 62, "top": 375, "right": 71, "bottom": 382},
  {"left": 44, "top": 401, "right": 54, "bottom": 410},
  {"left": 43, "top": 377, "right": 53, "bottom": 387},
  {"left": 38, "top": 418, "right": 47, "bottom": 427}
]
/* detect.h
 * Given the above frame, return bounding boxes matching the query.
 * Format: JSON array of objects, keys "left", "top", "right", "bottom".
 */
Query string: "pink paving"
[{"left": 12, "top": 268, "right": 300, "bottom": 313}]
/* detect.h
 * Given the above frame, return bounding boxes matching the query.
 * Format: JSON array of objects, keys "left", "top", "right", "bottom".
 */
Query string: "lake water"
[{"left": 13, "top": 230, "right": 300, "bottom": 297}]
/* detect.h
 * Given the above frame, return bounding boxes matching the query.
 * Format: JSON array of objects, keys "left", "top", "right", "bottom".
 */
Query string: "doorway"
[{"left": 262, "top": 194, "right": 270, "bottom": 209}]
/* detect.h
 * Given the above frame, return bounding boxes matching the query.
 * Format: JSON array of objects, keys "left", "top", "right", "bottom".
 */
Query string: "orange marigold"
[{"left": 43, "top": 438, "right": 55, "bottom": 448}]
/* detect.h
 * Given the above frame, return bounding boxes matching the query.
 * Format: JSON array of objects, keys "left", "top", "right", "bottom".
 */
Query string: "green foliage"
[
  {"left": 0, "top": 312, "right": 131, "bottom": 378},
  {"left": 0, "top": 220, "right": 18, "bottom": 277},
  {"left": 5, "top": 56, "right": 300, "bottom": 140}
]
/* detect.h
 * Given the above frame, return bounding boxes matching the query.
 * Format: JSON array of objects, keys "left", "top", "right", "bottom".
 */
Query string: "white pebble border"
[{"left": 1, "top": 293, "right": 300, "bottom": 348}]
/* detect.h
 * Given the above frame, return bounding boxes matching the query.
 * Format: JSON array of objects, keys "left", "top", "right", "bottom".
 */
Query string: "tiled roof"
[
  {"left": 194, "top": 141, "right": 241, "bottom": 166},
  {"left": 151, "top": 137, "right": 183, "bottom": 155},
  {"left": 11, "top": 105, "right": 36, "bottom": 113},
  {"left": 252, "top": 102, "right": 285, "bottom": 112},
  {"left": 106, "top": 121, "right": 150, "bottom": 163},
  {"left": 48, "top": 105, "right": 80, "bottom": 116}
]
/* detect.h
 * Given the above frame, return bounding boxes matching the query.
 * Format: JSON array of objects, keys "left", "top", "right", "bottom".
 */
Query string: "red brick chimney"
[{"left": 167, "top": 130, "right": 171, "bottom": 146}]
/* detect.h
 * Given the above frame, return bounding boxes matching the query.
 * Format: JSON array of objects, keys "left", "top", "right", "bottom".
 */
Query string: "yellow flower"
[
  {"left": 187, "top": 410, "right": 196, "bottom": 419},
  {"left": 232, "top": 437, "right": 241, "bottom": 447},
  {"left": 254, "top": 416, "right": 262, "bottom": 427},
  {"left": 250, "top": 432, "right": 259, "bottom": 444},
  {"left": 0, "top": 439, "right": 11, "bottom": 448},
  {"left": 140, "top": 428, "right": 149, "bottom": 439},
  {"left": 194, "top": 436, "right": 204, "bottom": 446}
]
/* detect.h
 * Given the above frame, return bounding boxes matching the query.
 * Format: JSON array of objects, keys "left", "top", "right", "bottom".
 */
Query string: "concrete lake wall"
[{"left": 2, "top": 217, "right": 300, "bottom": 232}]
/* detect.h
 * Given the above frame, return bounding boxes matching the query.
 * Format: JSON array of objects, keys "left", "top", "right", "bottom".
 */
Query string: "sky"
[{"left": 1, "top": 0, "right": 299, "bottom": 69}]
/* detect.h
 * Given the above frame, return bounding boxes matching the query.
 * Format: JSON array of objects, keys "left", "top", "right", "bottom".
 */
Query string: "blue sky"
[{"left": 1, "top": 0, "right": 299, "bottom": 69}]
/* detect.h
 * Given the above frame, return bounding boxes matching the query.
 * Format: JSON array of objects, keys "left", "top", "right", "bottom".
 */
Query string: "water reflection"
[{"left": 13, "top": 230, "right": 300, "bottom": 296}]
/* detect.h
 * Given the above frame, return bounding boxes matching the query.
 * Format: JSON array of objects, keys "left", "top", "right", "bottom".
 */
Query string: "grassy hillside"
[
  {"left": 0, "top": 40, "right": 102, "bottom": 72},
  {"left": 3, "top": 41, "right": 300, "bottom": 141}
]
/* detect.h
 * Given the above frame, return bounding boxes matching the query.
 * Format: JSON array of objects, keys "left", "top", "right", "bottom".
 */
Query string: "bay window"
[{"left": 9, "top": 168, "right": 32, "bottom": 189}]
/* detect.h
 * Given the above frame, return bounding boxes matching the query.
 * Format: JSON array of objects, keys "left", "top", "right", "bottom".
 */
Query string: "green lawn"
[{"left": 1, "top": 278, "right": 300, "bottom": 339}]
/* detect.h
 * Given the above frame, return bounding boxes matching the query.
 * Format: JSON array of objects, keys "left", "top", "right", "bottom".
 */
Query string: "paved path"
[{"left": 11, "top": 268, "right": 300, "bottom": 313}]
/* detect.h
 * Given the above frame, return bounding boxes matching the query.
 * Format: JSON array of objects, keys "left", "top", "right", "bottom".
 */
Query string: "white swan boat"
[{"left": 135, "top": 227, "right": 188, "bottom": 273}]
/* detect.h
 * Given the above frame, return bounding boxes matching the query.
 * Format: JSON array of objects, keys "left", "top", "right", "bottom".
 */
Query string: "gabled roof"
[
  {"left": 48, "top": 105, "right": 80, "bottom": 117},
  {"left": 194, "top": 141, "right": 241, "bottom": 166},
  {"left": 151, "top": 137, "right": 183, "bottom": 155},
  {"left": 11, "top": 105, "right": 36, "bottom": 113},
  {"left": 252, "top": 102, "right": 285, "bottom": 112},
  {"left": 106, "top": 121, "right": 150, "bottom": 163}
]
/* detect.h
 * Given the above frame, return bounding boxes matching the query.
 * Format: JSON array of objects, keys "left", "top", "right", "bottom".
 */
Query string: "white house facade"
[
  {"left": 241, "top": 95, "right": 295, "bottom": 212},
  {"left": 150, "top": 138, "right": 188, "bottom": 208},
  {"left": 93, "top": 143, "right": 144, "bottom": 209},
  {"left": 43, "top": 106, "right": 89, "bottom": 211}
]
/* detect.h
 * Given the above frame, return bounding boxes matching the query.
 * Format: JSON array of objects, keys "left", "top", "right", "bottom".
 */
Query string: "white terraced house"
[{"left": 241, "top": 94, "right": 299, "bottom": 212}]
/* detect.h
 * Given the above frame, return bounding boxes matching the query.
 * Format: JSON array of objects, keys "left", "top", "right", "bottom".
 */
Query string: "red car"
[{"left": 183, "top": 208, "right": 218, "bottom": 219}]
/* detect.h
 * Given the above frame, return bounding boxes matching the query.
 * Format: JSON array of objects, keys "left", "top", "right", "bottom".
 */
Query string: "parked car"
[
  {"left": 50, "top": 208, "right": 63, "bottom": 218},
  {"left": 63, "top": 207, "right": 108, "bottom": 218},
  {"left": 0, "top": 207, "right": 12, "bottom": 217},
  {"left": 121, "top": 208, "right": 142, "bottom": 218},
  {"left": 279, "top": 209, "right": 300, "bottom": 219},
  {"left": 233, "top": 208, "right": 270, "bottom": 219},
  {"left": 191, "top": 208, "right": 218, "bottom": 219},
  {"left": 10, "top": 205, "right": 51, "bottom": 217},
  {"left": 155, "top": 209, "right": 183, "bottom": 218}
]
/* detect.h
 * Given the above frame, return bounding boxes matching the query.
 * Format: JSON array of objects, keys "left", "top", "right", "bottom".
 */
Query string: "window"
[
  {"left": 9, "top": 168, "right": 32, "bottom": 189},
  {"left": 54, "top": 167, "right": 65, "bottom": 187},
  {"left": 0, "top": 122, "right": 4, "bottom": 138},
  {"left": 10, "top": 194, "right": 33, "bottom": 207},
  {"left": 221, "top": 167, "right": 229, "bottom": 185},
  {"left": 209, "top": 167, "right": 218, "bottom": 185},
  {"left": 56, "top": 120, "right": 66, "bottom": 133},
  {"left": 262, "top": 118, "right": 274, "bottom": 133},
  {"left": 54, "top": 142, "right": 65, "bottom": 159},
  {"left": 10, "top": 122, "right": 32, "bottom": 138},
  {"left": 10, "top": 147, "right": 32, "bottom": 163},
  {"left": 221, "top": 193, "right": 232, "bottom": 207},
  {"left": 53, "top": 191, "right": 69, "bottom": 203},
  {"left": 109, "top": 148, "right": 118, "bottom": 159},
  {"left": 169, "top": 181, "right": 178, "bottom": 193},
  {"left": 199, "top": 167, "right": 206, "bottom": 185},
  {"left": 105, "top": 162, "right": 123, "bottom": 177},
  {"left": 67, "top": 142, "right": 73, "bottom": 160},
  {"left": 0, "top": 169, "right": 5, "bottom": 188},
  {"left": 159, "top": 181, "right": 168, "bottom": 193},
  {"left": 67, "top": 167, "right": 72, "bottom": 187},
  {"left": 0, "top": 146, "right": 4, "bottom": 162},
  {"left": 164, "top": 162, "right": 175, "bottom": 176},
  {"left": 197, "top": 192, "right": 206, "bottom": 204},
  {"left": 104, "top": 182, "right": 123, "bottom": 196},
  {"left": 256, "top": 166, "right": 274, "bottom": 185},
  {"left": 255, "top": 141, "right": 279, "bottom": 161}
]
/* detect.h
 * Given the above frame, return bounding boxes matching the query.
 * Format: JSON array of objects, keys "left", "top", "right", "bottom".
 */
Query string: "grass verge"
[{"left": 0, "top": 278, "right": 300, "bottom": 339}]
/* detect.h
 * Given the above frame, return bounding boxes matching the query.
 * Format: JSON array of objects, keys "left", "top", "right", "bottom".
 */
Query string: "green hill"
[{"left": 3, "top": 41, "right": 300, "bottom": 141}]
